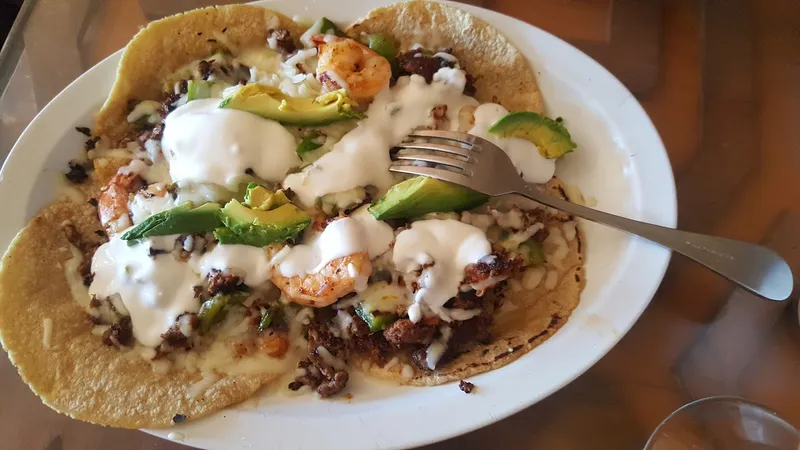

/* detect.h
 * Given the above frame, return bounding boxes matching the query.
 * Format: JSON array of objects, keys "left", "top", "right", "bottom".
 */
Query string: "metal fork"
[{"left": 390, "top": 130, "right": 794, "bottom": 302}]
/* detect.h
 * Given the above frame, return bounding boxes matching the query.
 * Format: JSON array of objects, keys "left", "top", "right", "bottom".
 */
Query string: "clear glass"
[{"left": 645, "top": 397, "right": 800, "bottom": 450}]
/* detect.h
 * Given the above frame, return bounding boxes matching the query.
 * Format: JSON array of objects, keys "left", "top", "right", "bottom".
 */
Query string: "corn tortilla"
[
  {"left": 346, "top": 0, "right": 545, "bottom": 115},
  {"left": 0, "top": 201, "right": 280, "bottom": 428},
  {"left": 361, "top": 178, "right": 585, "bottom": 385},
  {"left": 94, "top": 4, "right": 302, "bottom": 143}
]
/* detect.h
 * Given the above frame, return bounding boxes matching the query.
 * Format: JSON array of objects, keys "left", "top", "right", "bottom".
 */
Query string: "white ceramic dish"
[{"left": 0, "top": 0, "right": 676, "bottom": 449}]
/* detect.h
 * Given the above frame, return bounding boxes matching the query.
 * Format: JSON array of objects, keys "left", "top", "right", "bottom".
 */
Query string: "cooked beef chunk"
[
  {"left": 459, "top": 380, "right": 475, "bottom": 394},
  {"left": 347, "top": 309, "right": 371, "bottom": 338},
  {"left": 448, "top": 314, "right": 493, "bottom": 349},
  {"left": 269, "top": 28, "right": 296, "bottom": 55},
  {"left": 397, "top": 49, "right": 454, "bottom": 83},
  {"left": 410, "top": 346, "right": 429, "bottom": 371},
  {"left": 444, "top": 290, "right": 483, "bottom": 310},
  {"left": 62, "top": 223, "right": 103, "bottom": 285},
  {"left": 396, "top": 49, "right": 476, "bottom": 95},
  {"left": 317, "top": 370, "right": 349, "bottom": 397},
  {"left": 350, "top": 332, "right": 392, "bottom": 367},
  {"left": 65, "top": 161, "right": 89, "bottom": 184},
  {"left": 148, "top": 247, "right": 168, "bottom": 258},
  {"left": 289, "top": 321, "right": 350, "bottom": 397},
  {"left": 84, "top": 136, "right": 101, "bottom": 151},
  {"left": 383, "top": 319, "right": 437, "bottom": 347},
  {"left": 207, "top": 269, "right": 242, "bottom": 296},
  {"left": 463, "top": 252, "right": 520, "bottom": 286},
  {"left": 159, "top": 313, "right": 198, "bottom": 350},
  {"left": 102, "top": 316, "right": 133, "bottom": 347},
  {"left": 198, "top": 60, "right": 213, "bottom": 80}
]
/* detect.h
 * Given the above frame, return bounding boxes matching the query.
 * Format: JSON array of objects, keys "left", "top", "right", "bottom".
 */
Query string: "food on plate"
[{"left": 0, "top": 1, "right": 585, "bottom": 428}]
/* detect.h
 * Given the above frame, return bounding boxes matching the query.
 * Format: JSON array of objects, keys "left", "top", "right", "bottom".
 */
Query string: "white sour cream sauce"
[
  {"left": 161, "top": 99, "right": 300, "bottom": 189},
  {"left": 392, "top": 219, "right": 492, "bottom": 322},
  {"left": 277, "top": 206, "right": 393, "bottom": 277},
  {"left": 90, "top": 236, "right": 201, "bottom": 347},
  {"left": 468, "top": 103, "right": 556, "bottom": 184},
  {"left": 90, "top": 236, "right": 273, "bottom": 347},
  {"left": 283, "top": 69, "right": 479, "bottom": 206}
]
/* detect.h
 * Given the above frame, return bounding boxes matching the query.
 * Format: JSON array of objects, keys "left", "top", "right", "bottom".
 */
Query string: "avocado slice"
[
  {"left": 243, "top": 183, "right": 290, "bottom": 211},
  {"left": 488, "top": 111, "right": 577, "bottom": 159},
  {"left": 121, "top": 202, "right": 222, "bottom": 241},
  {"left": 187, "top": 80, "right": 211, "bottom": 101},
  {"left": 215, "top": 199, "right": 310, "bottom": 247},
  {"left": 368, "top": 176, "right": 488, "bottom": 220},
  {"left": 218, "top": 85, "right": 364, "bottom": 126}
]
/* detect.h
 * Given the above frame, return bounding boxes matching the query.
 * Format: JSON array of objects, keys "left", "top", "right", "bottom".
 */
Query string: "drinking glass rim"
[{"left": 644, "top": 395, "right": 799, "bottom": 449}]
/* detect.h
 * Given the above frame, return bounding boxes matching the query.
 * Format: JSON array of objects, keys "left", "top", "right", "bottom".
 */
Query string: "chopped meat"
[
  {"left": 347, "top": 308, "right": 371, "bottom": 337},
  {"left": 289, "top": 321, "right": 350, "bottom": 397},
  {"left": 383, "top": 319, "right": 437, "bottom": 347},
  {"left": 65, "top": 161, "right": 89, "bottom": 184},
  {"left": 410, "top": 346, "right": 429, "bottom": 371},
  {"left": 84, "top": 136, "right": 100, "bottom": 151},
  {"left": 459, "top": 380, "right": 475, "bottom": 394},
  {"left": 75, "top": 126, "right": 91, "bottom": 137},
  {"left": 162, "top": 93, "right": 181, "bottom": 114},
  {"left": 396, "top": 49, "right": 476, "bottom": 95},
  {"left": 448, "top": 313, "right": 493, "bottom": 350},
  {"left": 159, "top": 313, "right": 198, "bottom": 350},
  {"left": 198, "top": 60, "right": 213, "bottom": 80},
  {"left": 397, "top": 49, "right": 455, "bottom": 83},
  {"left": 349, "top": 332, "right": 392, "bottom": 367},
  {"left": 148, "top": 247, "right": 168, "bottom": 258},
  {"left": 206, "top": 269, "right": 242, "bottom": 296},
  {"left": 463, "top": 73, "right": 477, "bottom": 96},
  {"left": 444, "top": 290, "right": 483, "bottom": 310},
  {"left": 317, "top": 371, "right": 349, "bottom": 397},
  {"left": 463, "top": 252, "right": 520, "bottom": 286},
  {"left": 269, "top": 28, "right": 296, "bottom": 55},
  {"left": 62, "top": 223, "right": 103, "bottom": 285},
  {"left": 102, "top": 316, "right": 133, "bottom": 347}
]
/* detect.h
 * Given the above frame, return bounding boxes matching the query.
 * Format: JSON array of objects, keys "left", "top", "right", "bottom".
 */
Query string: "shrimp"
[
  {"left": 313, "top": 36, "right": 391, "bottom": 103},
  {"left": 97, "top": 160, "right": 169, "bottom": 235},
  {"left": 98, "top": 170, "right": 144, "bottom": 235},
  {"left": 271, "top": 252, "right": 372, "bottom": 307}
]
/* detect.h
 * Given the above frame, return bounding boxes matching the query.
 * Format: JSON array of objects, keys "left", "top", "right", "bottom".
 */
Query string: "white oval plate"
[{"left": 0, "top": 0, "right": 676, "bottom": 449}]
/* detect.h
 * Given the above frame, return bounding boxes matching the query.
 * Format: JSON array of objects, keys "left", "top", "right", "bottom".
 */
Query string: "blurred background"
[{"left": 0, "top": 0, "right": 21, "bottom": 43}]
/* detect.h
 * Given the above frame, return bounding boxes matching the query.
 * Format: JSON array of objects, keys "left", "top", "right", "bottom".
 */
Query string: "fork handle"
[{"left": 517, "top": 187, "right": 794, "bottom": 301}]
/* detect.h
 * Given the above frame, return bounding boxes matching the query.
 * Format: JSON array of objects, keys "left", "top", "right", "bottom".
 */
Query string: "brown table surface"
[{"left": 1, "top": 0, "right": 799, "bottom": 449}]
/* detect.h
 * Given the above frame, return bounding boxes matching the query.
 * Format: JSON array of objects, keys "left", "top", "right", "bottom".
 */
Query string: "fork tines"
[{"left": 390, "top": 130, "right": 481, "bottom": 181}]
